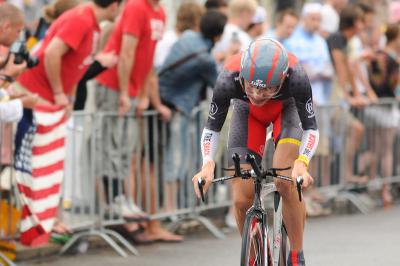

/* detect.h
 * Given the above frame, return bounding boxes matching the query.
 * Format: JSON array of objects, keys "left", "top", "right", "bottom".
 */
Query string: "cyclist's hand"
[
  {"left": 192, "top": 160, "right": 215, "bottom": 199},
  {"left": 292, "top": 159, "right": 313, "bottom": 188},
  {"left": 118, "top": 93, "right": 131, "bottom": 116},
  {"left": 54, "top": 92, "right": 69, "bottom": 107}
]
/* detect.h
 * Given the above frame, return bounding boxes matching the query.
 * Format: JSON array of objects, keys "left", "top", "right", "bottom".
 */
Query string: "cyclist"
[{"left": 192, "top": 38, "right": 319, "bottom": 266}]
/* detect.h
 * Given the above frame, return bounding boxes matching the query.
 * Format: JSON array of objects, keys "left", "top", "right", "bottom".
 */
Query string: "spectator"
[
  {"left": 367, "top": 23, "right": 400, "bottom": 207},
  {"left": 154, "top": 1, "right": 205, "bottom": 69},
  {"left": 320, "top": 0, "right": 348, "bottom": 38},
  {"left": 204, "top": 0, "right": 228, "bottom": 15},
  {"left": 27, "top": 0, "right": 80, "bottom": 50},
  {"left": 211, "top": 0, "right": 256, "bottom": 227},
  {"left": 264, "top": 8, "right": 299, "bottom": 45},
  {"left": 285, "top": 3, "right": 334, "bottom": 216},
  {"left": 13, "top": 0, "right": 121, "bottom": 246},
  {"left": 158, "top": 10, "right": 226, "bottom": 216},
  {"left": 327, "top": 5, "right": 369, "bottom": 185},
  {"left": 347, "top": 3, "right": 379, "bottom": 104},
  {"left": 213, "top": 0, "right": 257, "bottom": 64},
  {"left": 286, "top": 3, "right": 333, "bottom": 105},
  {"left": 247, "top": 6, "right": 267, "bottom": 40},
  {"left": 0, "top": 3, "right": 38, "bottom": 121},
  {"left": 94, "top": 0, "right": 178, "bottom": 244}
]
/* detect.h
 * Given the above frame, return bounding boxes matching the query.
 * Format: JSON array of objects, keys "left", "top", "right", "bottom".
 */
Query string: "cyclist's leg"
[
  {"left": 272, "top": 99, "right": 306, "bottom": 254},
  {"left": 227, "top": 100, "right": 267, "bottom": 234}
]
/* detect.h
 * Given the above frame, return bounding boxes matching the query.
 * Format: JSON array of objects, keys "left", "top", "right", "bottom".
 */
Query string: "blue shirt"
[
  {"left": 159, "top": 30, "right": 218, "bottom": 116},
  {"left": 285, "top": 26, "right": 333, "bottom": 104}
]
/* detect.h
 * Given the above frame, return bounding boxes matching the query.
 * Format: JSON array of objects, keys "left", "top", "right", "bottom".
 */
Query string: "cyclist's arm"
[
  {"left": 201, "top": 70, "right": 240, "bottom": 166},
  {"left": 290, "top": 64, "right": 320, "bottom": 167},
  {"left": 44, "top": 37, "right": 70, "bottom": 95}
]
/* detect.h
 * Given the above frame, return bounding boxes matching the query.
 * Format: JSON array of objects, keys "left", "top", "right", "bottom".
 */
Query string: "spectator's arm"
[
  {"left": 147, "top": 69, "right": 171, "bottom": 121},
  {"left": 331, "top": 49, "right": 358, "bottom": 99},
  {"left": 0, "top": 100, "right": 23, "bottom": 122},
  {"left": 44, "top": 37, "right": 70, "bottom": 96},
  {"left": 118, "top": 34, "right": 137, "bottom": 97}
]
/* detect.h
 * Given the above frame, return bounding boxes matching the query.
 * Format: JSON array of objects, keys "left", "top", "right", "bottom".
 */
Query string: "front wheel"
[{"left": 240, "top": 210, "right": 267, "bottom": 266}]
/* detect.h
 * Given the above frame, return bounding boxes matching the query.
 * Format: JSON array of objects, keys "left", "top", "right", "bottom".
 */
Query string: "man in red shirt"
[
  {"left": 17, "top": 0, "right": 121, "bottom": 107},
  {"left": 95, "top": 0, "right": 180, "bottom": 243}
]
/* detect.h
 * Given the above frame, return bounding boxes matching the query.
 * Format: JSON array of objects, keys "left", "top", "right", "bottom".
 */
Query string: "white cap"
[
  {"left": 301, "top": 2, "right": 322, "bottom": 16},
  {"left": 252, "top": 6, "right": 267, "bottom": 24}
]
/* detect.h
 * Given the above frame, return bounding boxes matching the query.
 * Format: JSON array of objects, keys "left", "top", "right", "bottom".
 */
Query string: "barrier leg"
[
  {"left": 103, "top": 229, "right": 139, "bottom": 256},
  {"left": 169, "top": 212, "right": 225, "bottom": 240},
  {"left": 60, "top": 230, "right": 128, "bottom": 257},
  {"left": 0, "top": 252, "right": 17, "bottom": 266}
]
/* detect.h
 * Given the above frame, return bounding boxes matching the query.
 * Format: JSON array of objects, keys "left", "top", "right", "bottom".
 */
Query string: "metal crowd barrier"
[
  {"left": 310, "top": 99, "right": 400, "bottom": 213},
  {"left": 0, "top": 122, "right": 19, "bottom": 266},
  {"left": 1, "top": 98, "right": 399, "bottom": 261}
]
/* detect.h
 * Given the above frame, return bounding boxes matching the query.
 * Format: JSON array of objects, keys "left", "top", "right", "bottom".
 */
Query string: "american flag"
[{"left": 14, "top": 105, "right": 66, "bottom": 246}]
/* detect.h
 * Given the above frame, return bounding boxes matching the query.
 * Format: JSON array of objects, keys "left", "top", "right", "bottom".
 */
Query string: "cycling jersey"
[{"left": 201, "top": 52, "right": 319, "bottom": 166}]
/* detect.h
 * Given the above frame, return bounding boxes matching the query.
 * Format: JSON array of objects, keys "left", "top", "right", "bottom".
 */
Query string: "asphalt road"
[{"left": 21, "top": 205, "right": 400, "bottom": 266}]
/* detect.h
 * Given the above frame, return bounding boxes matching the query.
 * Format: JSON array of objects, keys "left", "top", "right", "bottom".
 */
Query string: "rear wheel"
[{"left": 240, "top": 210, "right": 266, "bottom": 266}]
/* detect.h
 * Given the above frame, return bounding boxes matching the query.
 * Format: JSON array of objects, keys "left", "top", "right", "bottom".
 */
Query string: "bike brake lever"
[
  {"left": 198, "top": 178, "right": 206, "bottom": 203},
  {"left": 296, "top": 176, "right": 303, "bottom": 202}
]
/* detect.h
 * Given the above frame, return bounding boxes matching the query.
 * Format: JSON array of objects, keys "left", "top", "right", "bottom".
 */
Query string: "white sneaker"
[
  {"left": 225, "top": 211, "right": 237, "bottom": 228},
  {"left": 112, "top": 195, "right": 149, "bottom": 221}
]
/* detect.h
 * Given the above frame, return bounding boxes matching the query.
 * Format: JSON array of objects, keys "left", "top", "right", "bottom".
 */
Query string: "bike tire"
[{"left": 240, "top": 210, "right": 266, "bottom": 266}]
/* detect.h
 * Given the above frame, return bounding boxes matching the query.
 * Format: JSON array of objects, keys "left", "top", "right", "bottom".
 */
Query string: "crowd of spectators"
[{"left": 0, "top": 0, "right": 399, "bottom": 248}]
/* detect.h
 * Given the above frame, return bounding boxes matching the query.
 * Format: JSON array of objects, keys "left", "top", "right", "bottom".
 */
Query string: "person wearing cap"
[
  {"left": 285, "top": 2, "right": 334, "bottom": 217},
  {"left": 247, "top": 5, "right": 267, "bottom": 40},
  {"left": 192, "top": 38, "right": 319, "bottom": 266}
]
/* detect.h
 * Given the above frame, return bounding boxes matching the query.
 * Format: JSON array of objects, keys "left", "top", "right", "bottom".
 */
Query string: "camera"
[{"left": 9, "top": 40, "right": 39, "bottom": 68}]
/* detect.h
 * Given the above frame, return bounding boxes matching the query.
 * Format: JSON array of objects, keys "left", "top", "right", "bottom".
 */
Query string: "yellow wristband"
[{"left": 295, "top": 155, "right": 309, "bottom": 167}]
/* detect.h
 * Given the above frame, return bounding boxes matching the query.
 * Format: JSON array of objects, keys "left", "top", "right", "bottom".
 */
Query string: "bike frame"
[{"left": 246, "top": 175, "right": 287, "bottom": 266}]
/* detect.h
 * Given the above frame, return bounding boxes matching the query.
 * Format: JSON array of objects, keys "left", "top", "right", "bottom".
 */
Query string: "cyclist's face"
[{"left": 243, "top": 80, "right": 281, "bottom": 106}]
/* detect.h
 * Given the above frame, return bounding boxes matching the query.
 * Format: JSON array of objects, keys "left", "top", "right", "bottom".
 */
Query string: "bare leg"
[
  {"left": 230, "top": 170, "right": 254, "bottom": 234},
  {"left": 273, "top": 142, "right": 305, "bottom": 251}
]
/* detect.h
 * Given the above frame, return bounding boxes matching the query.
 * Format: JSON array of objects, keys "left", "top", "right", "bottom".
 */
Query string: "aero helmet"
[{"left": 240, "top": 38, "right": 289, "bottom": 89}]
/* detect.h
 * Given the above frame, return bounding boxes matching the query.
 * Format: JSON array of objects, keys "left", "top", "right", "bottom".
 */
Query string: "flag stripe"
[
  {"left": 19, "top": 193, "right": 61, "bottom": 214},
  {"left": 31, "top": 146, "right": 65, "bottom": 169},
  {"left": 16, "top": 170, "right": 63, "bottom": 190},
  {"left": 32, "top": 160, "right": 64, "bottom": 177},
  {"left": 33, "top": 126, "right": 66, "bottom": 147},
  {"left": 32, "top": 137, "right": 65, "bottom": 155},
  {"left": 36, "top": 114, "right": 67, "bottom": 134},
  {"left": 18, "top": 183, "right": 61, "bottom": 200}
]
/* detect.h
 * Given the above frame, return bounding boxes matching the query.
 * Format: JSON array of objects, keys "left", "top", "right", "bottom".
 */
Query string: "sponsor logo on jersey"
[
  {"left": 306, "top": 98, "right": 315, "bottom": 118},
  {"left": 209, "top": 102, "right": 218, "bottom": 119},
  {"left": 306, "top": 133, "right": 316, "bottom": 150},
  {"left": 250, "top": 79, "right": 267, "bottom": 88},
  {"left": 203, "top": 132, "right": 213, "bottom": 156}
]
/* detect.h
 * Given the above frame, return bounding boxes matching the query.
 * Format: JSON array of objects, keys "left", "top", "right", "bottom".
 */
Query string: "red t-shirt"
[
  {"left": 18, "top": 5, "right": 100, "bottom": 103},
  {"left": 96, "top": 0, "right": 165, "bottom": 97}
]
